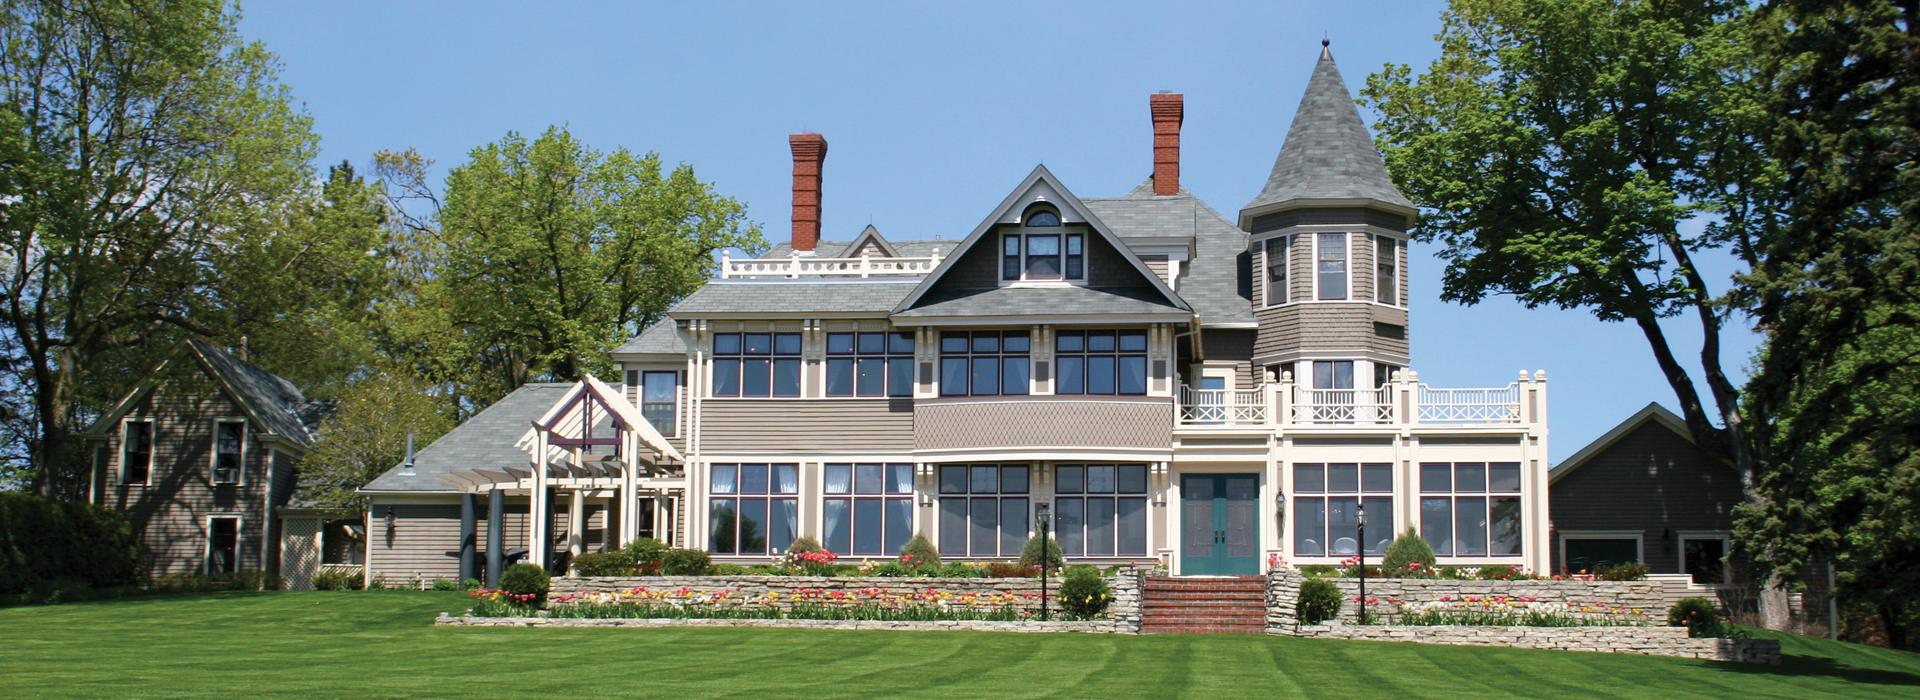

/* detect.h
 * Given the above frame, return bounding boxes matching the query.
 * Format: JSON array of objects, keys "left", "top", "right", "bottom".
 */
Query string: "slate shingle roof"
[
  {"left": 668, "top": 279, "right": 918, "bottom": 315},
  {"left": 613, "top": 319, "right": 685, "bottom": 355},
  {"left": 1244, "top": 45, "right": 1414, "bottom": 213},
  {"left": 188, "top": 340, "right": 324, "bottom": 448},
  {"left": 361, "top": 383, "right": 573, "bottom": 493},
  {"left": 1085, "top": 184, "right": 1255, "bottom": 325},
  {"left": 894, "top": 284, "right": 1187, "bottom": 318}
]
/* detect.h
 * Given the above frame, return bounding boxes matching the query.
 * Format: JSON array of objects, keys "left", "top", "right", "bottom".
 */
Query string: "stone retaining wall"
[
  {"left": 436, "top": 613, "right": 1117, "bottom": 634},
  {"left": 1268, "top": 571, "right": 1668, "bottom": 623},
  {"left": 1288, "top": 623, "right": 1782, "bottom": 664},
  {"left": 550, "top": 572, "right": 1144, "bottom": 634}
]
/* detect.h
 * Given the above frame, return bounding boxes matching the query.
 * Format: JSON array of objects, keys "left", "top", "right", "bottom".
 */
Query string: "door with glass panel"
[{"left": 1180, "top": 474, "right": 1260, "bottom": 575}]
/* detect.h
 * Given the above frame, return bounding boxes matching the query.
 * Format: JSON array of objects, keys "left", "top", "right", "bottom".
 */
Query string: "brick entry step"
[{"left": 1140, "top": 576, "right": 1267, "bottom": 634}]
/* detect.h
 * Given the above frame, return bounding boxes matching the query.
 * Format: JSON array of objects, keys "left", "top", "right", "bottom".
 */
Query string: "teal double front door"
[{"left": 1180, "top": 474, "right": 1261, "bottom": 575}]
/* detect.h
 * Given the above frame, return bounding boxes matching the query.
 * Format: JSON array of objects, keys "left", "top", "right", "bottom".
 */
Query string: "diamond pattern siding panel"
[{"left": 914, "top": 398, "right": 1173, "bottom": 452}]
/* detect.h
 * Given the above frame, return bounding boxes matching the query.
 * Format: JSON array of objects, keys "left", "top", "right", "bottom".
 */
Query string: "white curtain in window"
[
  {"left": 710, "top": 465, "right": 737, "bottom": 494},
  {"left": 824, "top": 464, "right": 852, "bottom": 494}
]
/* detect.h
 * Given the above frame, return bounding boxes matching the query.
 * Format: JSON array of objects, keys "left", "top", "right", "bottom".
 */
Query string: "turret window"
[
  {"left": 1264, "top": 236, "right": 1290, "bottom": 306},
  {"left": 1316, "top": 233, "right": 1348, "bottom": 300},
  {"left": 1375, "top": 235, "right": 1399, "bottom": 306}
]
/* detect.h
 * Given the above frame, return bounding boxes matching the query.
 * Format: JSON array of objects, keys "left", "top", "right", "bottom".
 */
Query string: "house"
[
  {"left": 354, "top": 43, "right": 1554, "bottom": 585},
  {"left": 83, "top": 339, "right": 324, "bottom": 579}
]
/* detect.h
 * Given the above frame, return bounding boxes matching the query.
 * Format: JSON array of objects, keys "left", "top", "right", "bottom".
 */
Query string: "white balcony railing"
[
  {"left": 1175, "top": 370, "right": 1544, "bottom": 430},
  {"left": 1179, "top": 386, "right": 1268, "bottom": 425},
  {"left": 720, "top": 250, "right": 943, "bottom": 279}
]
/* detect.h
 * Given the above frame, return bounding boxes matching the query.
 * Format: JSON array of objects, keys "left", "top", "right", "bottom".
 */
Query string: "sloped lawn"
[{"left": 1, "top": 591, "right": 1915, "bottom": 698}]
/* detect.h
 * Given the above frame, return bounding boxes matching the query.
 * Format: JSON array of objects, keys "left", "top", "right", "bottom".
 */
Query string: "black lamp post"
[
  {"left": 1036, "top": 502, "right": 1051, "bottom": 622},
  {"left": 1356, "top": 505, "right": 1368, "bottom": 625}
]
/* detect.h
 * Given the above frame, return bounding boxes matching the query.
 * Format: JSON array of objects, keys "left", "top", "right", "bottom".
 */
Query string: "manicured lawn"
[{"left": 2, "top": 591, "right": 1917, "bottom": 698}]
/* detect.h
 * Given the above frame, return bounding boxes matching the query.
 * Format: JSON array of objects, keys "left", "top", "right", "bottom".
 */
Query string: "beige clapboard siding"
[
  {"left": 915, "top": 398, "right": 1172, "bottom": 451},
  {"left": 699, "top": 398, "right": 914, "bottom": 452},
  {"left": 100, "top": 362, "right": 274, "bottom": 576},
  {"left": 368, "top": 501, "right": 607, "bottom": 585}
]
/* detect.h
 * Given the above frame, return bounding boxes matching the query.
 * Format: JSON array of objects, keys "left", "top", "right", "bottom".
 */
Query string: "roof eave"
[{"left": 1236, "top": 197, "right": 1419, "bottom": 230}]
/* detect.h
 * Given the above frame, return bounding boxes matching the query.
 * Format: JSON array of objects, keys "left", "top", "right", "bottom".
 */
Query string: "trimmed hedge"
[
  {"left": 499, "top": 564, "right": 551, "bottom": 605},
  {"left": 0, "top": 492, "right": 142, "bottom": 603},
  {"left": 1298, "top": 577, "right": 1343, "bottom": 624}
]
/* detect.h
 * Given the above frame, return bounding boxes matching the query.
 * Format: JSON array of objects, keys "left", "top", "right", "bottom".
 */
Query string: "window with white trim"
[
  {"left": 1292, "top": 463, "right": 1393, "bottom": 557},
  {"left": 1374, "top": 234, "right": 1399, "bottom": 305},
  {"left": 1264, "top": 235, "right": 1290, "bottom": 306},
  {"left": 1053, "top": 465, "right": 1149, "bottom": 557},
  {"left": 123, "top": 419, "right": 153, "bottom": 485},
  {"left": 212, "top": 420, "right": 244, "bottom": 485},
  {"left": 708, "top": 463, "right": 798, "bottom": 555},
  {"left": 711, "top": 332, "right": 802, "bottom": 398},
  {"left": 1419, "top": 462, "right": 1523, "bottom": 557},
  {"left": 826, "top": 332, "right": 914, "bottom": 397},
  {"left": 937, "top": 465, "right": 1029, "bottom": 557},
  {"left": 822, "top": 463, "right": 914, "bottom": 556},
  {"left": 207, "top": 516, "right": 240, "bottom": 574},
  {"left": 1054, "top": 330, "right": 1148, "bottom": 396},
  {"left": 627, "top": 370, "right": 679, "bottom": 437},
  {"left": 939, "top": 331, "right": 1030, "bottom": 397},
  {"left": 1561, "top": 534, "right": 1641, "bottom": 574},
  {"left": 1316, "top": 232, "right": 1348, "bottom": 300},
  {"left": 1001, "top": 206, "right": 1082, "bottom": 282}
]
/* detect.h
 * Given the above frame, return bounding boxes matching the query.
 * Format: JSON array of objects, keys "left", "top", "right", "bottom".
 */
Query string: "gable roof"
[
  {"left": 613, "top": 319, "right": 686, "bottom": 356},
  {"left": 1242, "top": 43, "right": 1415, "bottom": 220},
  {"left": 361, "top": 383, "right": 573, "bottom": 493},
  {"left": 1550, "top": 402, "right": 1712, "bottom": 484},
  {"left": 1085, "top": 182, "right": 1255, "bottom": 325},
  {"left": 838, "top": 225, "right": 901, "bottom": 258},
  {"left": 893, "top": 164, "right": 1191, "bottom": 317},
  {"left": 87, "top": 339, "right": 323, "bottom": 450}
]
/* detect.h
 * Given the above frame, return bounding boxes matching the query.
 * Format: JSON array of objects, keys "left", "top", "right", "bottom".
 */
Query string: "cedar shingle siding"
[{"left": 1549, "top": 421, "right": 1741, "bottom": 574}]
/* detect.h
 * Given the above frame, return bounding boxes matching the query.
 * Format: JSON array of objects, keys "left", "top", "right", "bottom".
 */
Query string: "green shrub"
[
  {"left": 461, "top": 578, "right": 482, "bottom": 591},
  {"left": 622, "top": 538, "right": 671, "bottom": 575},
  {"left": 868, "top": 562, "right": 913, "bottom": 577},
  {"left": 570, "top": 551, "right": 633, "bottom": 577},
  {"left": 1595, "top": 562, "right": 1650, "bottom": 581},
  {"left": 313, "top": 569, "right": 364, "bottom": 591},
  {"left": 1669, "top": 597, "right": 1725, "bottom": 638},
  {"left": 985, "top": 562, "right": 1035, "bottom": 578},
  {"left": 499, "top": 564, "right": 551, "bottom": 605},
  {"left": 365, "top": 575, "right": 388, "bottom": 590},
  {"left": 785, "top": 536, "right": 825, "bottom": 556},
  {"left": 1475, "top": 565, "right": 1531, "bottom": 580},
  {"left": 1059, "top": 566, "right": 1112, "bottom": 618},
  {"left": 1297, "top": 564, "right": 1339, "bottom": 577},
  {"left": 1381, "top": 529, "right": 1437, "bottom": 576},
  {"left": 1297, "top": 577, "right": 1343, "bottom": 624},
  {"left": 938, "top": 562, "right": 981, "bottom": 578},
  {"left": 428, "top": 578, "right": 460, "bottom": 591},
  {"left": 900, "top": 534, "right": 942, "bottom": 570},
  {"left": 710, "top": 563, "right": 750, "bottom": 575},
  {"left": 661, "top": 549, "right": 712, "bottom": 576},
  {"left": 1018, "top": 536, "right": 1064, "bottom": 572},
  {"left": 0, "top": 492, "right": 142, "bottom": 601}
]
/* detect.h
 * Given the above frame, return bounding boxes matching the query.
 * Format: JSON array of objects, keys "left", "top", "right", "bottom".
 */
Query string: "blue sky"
[{"left": 237, "top": 1, "right": 1760, "bottom": 462}]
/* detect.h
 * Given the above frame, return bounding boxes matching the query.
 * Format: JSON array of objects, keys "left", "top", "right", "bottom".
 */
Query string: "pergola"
[{"left": 437, "top": 375, "right": 682, "bottom": 585}]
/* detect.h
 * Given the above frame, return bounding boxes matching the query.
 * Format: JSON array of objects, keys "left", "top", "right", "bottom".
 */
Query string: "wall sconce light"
[{"left": 384, "top": 507, "right": 395, "bottom": 533}]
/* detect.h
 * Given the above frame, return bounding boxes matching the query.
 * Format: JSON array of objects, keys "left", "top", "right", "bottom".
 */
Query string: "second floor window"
[
  {"left": 1055, "top": 330, "right": 1148, "bottom": 395},
  {"left": 940, "top": 331, "right": 1030, "bottom": 397},
  {"left": 639, "top": 371, "right": 678, "bottom": 436},
  {"left": 123, "top": 419, "right": 153, "bottom": 485},
  {"left": 212, "top": 421, "right": 244, "bottom": 484},
  {"left": 1375, "top": 235, "right": 1399, "bottom": 306},
  {"left": 827, "top": 332, "right": 914, "bottom": 397},
  {"left": 711, "top": 332, "right": 801, "bottom": 398},
  {"left": 1265, "top": 236, "right": 1289, "bottom": 305},
  {"left": 1001, "top": 209, "right": 1083, "bottom": 283},
  {"left": 1317, "top": 232, "right": 1347, "bottom": 300}
]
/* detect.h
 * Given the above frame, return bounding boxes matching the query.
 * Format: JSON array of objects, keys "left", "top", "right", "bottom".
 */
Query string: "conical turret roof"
[{"left": 1243, "top": 42, "right": 1414, "bottom": 216}]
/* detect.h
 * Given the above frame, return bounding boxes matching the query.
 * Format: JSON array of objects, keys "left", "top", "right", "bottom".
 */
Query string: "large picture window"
[
  {"left": 212, "top": 420, "right": 244, "bottom": 485},
  {"left": 708, "top": 464, "right": 799, "bottom": 555},
  {"left": 1420, "top": 462, "right": 1523, "bottom": 557},
  {"left": 711, "top": 332, "right": 802, "bottom": 398},
  {"left": 122, "top": 419, "right": 153, "bottom": 485},
  {"left": 1053, "top": 465, "right": 1149, "bottom": 557},
  {"left": 1374, "top": 235, "right": 1399, "bottom": 306},
  {"left": 822, "top": 463, "right": 914, "bottom": 556},
  {"left": 1316, "top": 232, "right": 1348, "bottom": 300},
  {"left": 1054, "top": 330, "right": 1148, "bottom": 395},
  {"left": 827, "top": 332, "right": 914, "bottom": 397},
  {"left": 1264, "top": 235, "right": 1289, "bottom": 306},
  {"left": 938, "top": 465, "right": 1029, "bottom": 557},
  {"left": 939, "top": 331, "right": 1030, "bottom": 397},
  {"left": 1292, "top": 463, "right": 1393, "bottom": 557}
]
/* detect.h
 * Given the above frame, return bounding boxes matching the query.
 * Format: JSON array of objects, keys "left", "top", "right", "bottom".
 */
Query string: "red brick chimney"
[
  {"left": 788, "top": 133, "right": 827, "bottom": 254},
  {"left": 1150, "top": 92, "right": 1183, "bottom": 196}
]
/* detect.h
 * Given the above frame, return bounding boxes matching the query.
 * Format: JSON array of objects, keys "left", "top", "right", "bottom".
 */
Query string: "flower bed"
[
  {"left": 536, "top": 585, "right": 1039, "bottom": 622},
  {"left": 1363, "top": 596, "right": 1651, "bottom": 627}
]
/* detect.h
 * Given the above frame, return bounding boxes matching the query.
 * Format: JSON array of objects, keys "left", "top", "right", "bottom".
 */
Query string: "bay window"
[
  {"left": 826, "top": 332, "right": 914, "bottom": 397},
  {"left": 1375, "top": 234, "right": 1399, "bottom": 306},
  {"left": 1053, "top": 465, "right": 1149, "bottom": 557},
  {"left": 1292, "top": 463, "right": 1393, "bottom": 557},
  {"left": 939, "top": 331, "right": 1030, "bottom": 396},
  {"left": 711, "top": 332, "right": 802, "bottom": 398},
  {"left": 822, "top": 463, "right": 914, "bottom": 556},
  {"left": 1419, "top": 462, "right": 1523, "bottom": 557},
  {"left": 1054, "top": 330, "right": 1147, "bottom": 395},
  {"left": 709, "top": 463, "right": 799, "bottom": 555},
  {"left": 937, "top": 465, "right": 1029, "bottom": 557}
]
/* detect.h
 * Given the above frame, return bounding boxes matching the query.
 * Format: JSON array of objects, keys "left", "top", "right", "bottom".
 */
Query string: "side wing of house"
[{"left": 1549, "top": 405, "right": 1742, "bottom": 580}]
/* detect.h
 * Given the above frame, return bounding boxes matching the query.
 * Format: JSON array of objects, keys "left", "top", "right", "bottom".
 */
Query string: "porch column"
[
  {"left": 621, "top": 434, "right": 639, "bottom": 544},
  {"left": 486, "top": 488, "right": 504, "bottom": 588},
  {"left": 568, "top": 489, "right": 586, "bottom": 564},
  {"left": 458, "top": 493, "right": 476, "bottom": 583},
  {"left": 531, "top": 429, "right": 548, "bottom": 568}
]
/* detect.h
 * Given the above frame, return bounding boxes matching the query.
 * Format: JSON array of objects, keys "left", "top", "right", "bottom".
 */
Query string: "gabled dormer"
[
  {"left": 839, "top": 225, "right": 901, "bottom": 258},
  {"left": 1241, "top": 41, "right": 1416, "bottom": 387}
]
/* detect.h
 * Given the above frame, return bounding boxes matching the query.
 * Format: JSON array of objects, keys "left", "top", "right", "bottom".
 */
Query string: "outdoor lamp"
[
  {"left": 1035, "top": 502, "right": 1052, "bottom": 622},
  {"left": 384, "top": 507, "right": 395, "bottom": 533},
  {"left": 1356, "top": 506, "right": 1368, "bottom": 624}
]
